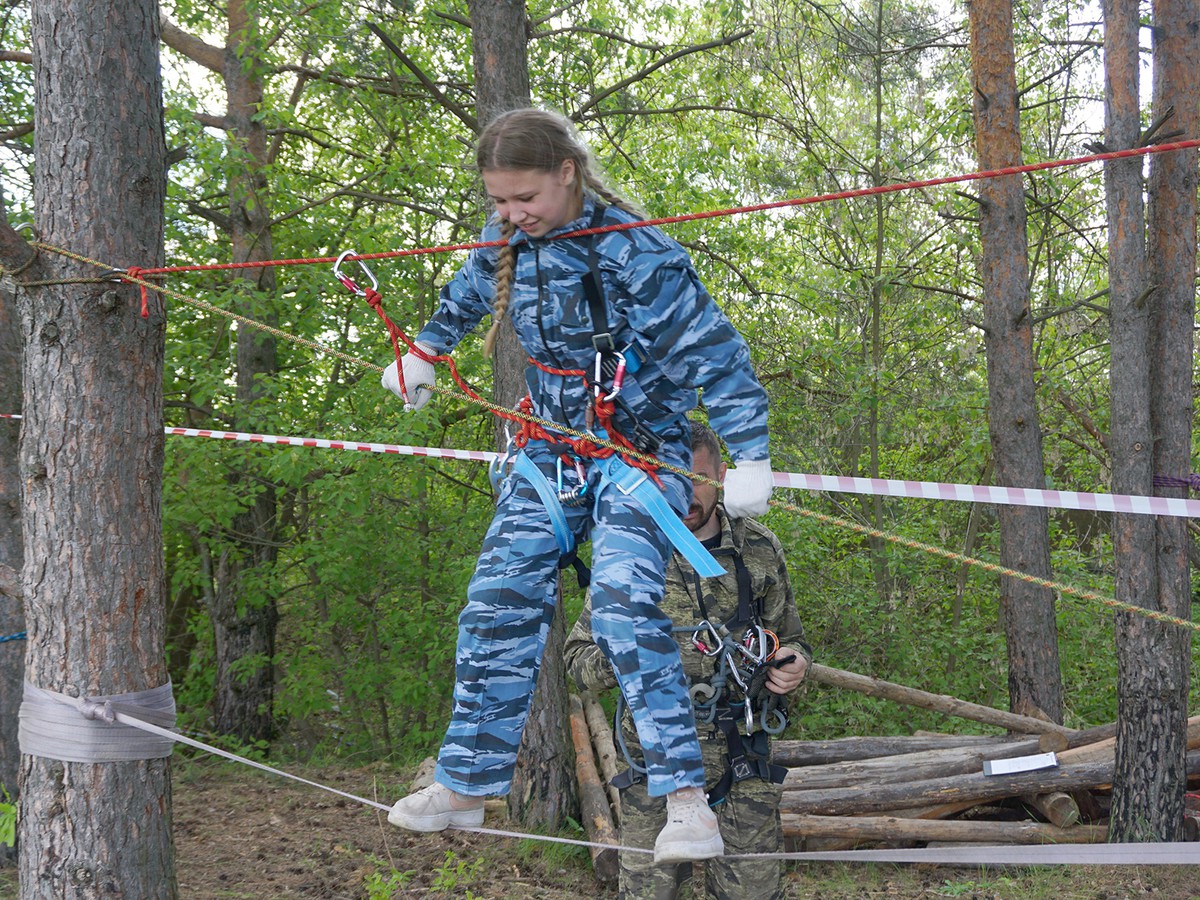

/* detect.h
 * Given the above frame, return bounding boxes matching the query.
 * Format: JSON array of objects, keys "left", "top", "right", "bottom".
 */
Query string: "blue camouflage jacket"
[{"left": 416, "top": 195, "right": 769, "bottom": 467}]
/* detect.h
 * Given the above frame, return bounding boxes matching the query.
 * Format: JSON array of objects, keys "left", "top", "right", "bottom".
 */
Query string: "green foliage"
[
  {"left": 0, "top": 784, "right": 14, "bottom": 849},
  {"left": 430, "top": 849, "right": 483, "bottom": 895},
  {"left": 362, "top": 857, "right": 417, "bottom": 898},
  {"left": 514, "top": 817, "right": 591, "bottom": 869}
]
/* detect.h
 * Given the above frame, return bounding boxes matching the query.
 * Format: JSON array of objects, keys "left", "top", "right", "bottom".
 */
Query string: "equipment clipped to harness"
[
  {"left": 556, "top": 454, "right": 590, "bottom": 507},
  {"left": 579, "top": 205, "right": 660, "bottom": 455}
]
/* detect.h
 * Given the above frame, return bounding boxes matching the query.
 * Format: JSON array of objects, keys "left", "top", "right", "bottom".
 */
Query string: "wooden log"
[
  {"left": 783, "top": 749, "right": 1200, "bottom": 816},
  {"left": 1056, "top": 714, "right": 1200, "bottom": 767},
  {"left": 580, "top": 691, "right": 622, "bottom": 825},
  {"left": 807, "top": 664, "right": 1076, "bottom": 738},
  {"left": 781, "top": 760, "right": 1117, "bottom": 816},
  {"left": 772, "top": 734, "right": 1024, "bottom": 768},
  {"left": 568, "top": 694, "right": 619, "bottom": 883},
  {"left": 782, "top": 813, "right": 1107, "bottom": 845},
  {"left": 871, "top": 800, "right": 980, "bottom": 820},
  {"left": 781, "top": 737, "right": 1046, "bottom": 790},
  {"left": 1020, "top": 791, "right": 1080, "bottom": 828},
  {"left": 1066, "top": 721, "right": 1118, "bottom": 748}
]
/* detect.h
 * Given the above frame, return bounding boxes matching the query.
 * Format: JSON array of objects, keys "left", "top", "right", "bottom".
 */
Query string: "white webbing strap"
[
  {"left": 744, "top": 841, "right": 1200, "bottom": 864},
  {"left": 19, "top": 680, "right": 176, "bottom": 763}
]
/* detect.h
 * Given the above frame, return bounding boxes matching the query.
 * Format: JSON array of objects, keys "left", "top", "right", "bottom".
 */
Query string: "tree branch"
[
  {"left": 529, "top": 0, "right": 586, "bottom": 29},
  {"left": 0, "top": 123, "right": 33, "bottom": 142},
  {"left": 195, "top": 112, "right": 232, "bottom": 130},
  {"left": 160, "top": 17, "right": 225, "bottom": 74},
  {"left": 0, "top": 50, "right": 32, "bottom": 64},
  {"left": 365, "top": 22, "right": 478, "bottom": 133},
  {"left": 576, "top": 30, "right": 755, "bottom": 119}
]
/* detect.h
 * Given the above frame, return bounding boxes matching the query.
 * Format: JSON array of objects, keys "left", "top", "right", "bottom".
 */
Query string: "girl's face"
[{"left": 482, "top": 160, "right": 581, "bottom": 238}]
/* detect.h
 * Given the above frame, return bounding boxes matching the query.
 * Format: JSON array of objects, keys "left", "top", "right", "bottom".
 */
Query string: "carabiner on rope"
[
  {"left": 592, "top": 349, "right": 628, "bottom": 402},
  {"left": 603, "top": 351, "right": 627, "bottom": 402},
  {"left": 489, "top": 430, "right": 518, "bottom": 495},
  {"left": 691, "top": 620, "right": 724, "bottom": 657},
  {"left": 556, "top": 454, "right": 590, "bottom": 507},
  {"left": 333, "top": 249, "right": 379, "bottom": 297}
]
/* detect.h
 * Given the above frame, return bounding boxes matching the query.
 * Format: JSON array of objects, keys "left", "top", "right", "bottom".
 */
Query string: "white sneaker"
[
  {"left": 387, "top": 782, "right": 484, "bottom": 832},
  {"left": 653, "top": 787, "right": 725, "bottom": 864}
]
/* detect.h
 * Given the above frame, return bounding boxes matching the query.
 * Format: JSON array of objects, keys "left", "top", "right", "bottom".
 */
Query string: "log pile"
[
  {"left": 565, "top": 663, "right": 1200, "bottom": 872},
  {"left": 777, "top": 665, "right": 1200, "bottom": 850}
]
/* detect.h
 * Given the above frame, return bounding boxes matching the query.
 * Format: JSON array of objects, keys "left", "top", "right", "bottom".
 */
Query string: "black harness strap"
[
  {"left": 582, "top": 202, "right": 613, "bottom": 354},
  {"left": 707, "top": 706, "right": 788, "bottom": 807},
  {"left": 579, "top": 203, "right": 662, "bottom": 455}
]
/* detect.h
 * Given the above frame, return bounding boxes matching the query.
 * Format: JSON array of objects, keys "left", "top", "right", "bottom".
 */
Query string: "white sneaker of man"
[
  {"left": 653, "top": 786, "right": 725, "bottom": 864},
  {"left": 387, "top": 782, "right": 485, "bottom": 832}
]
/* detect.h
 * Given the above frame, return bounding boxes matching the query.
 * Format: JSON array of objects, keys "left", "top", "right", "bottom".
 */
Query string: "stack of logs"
[{"left": 568, "top": 662, "right": 1200, "bottom": 882}]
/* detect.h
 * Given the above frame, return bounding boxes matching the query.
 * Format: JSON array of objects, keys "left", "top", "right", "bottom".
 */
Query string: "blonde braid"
[{"left": 482, "top": 218, "right": 517, "bottom": 358}]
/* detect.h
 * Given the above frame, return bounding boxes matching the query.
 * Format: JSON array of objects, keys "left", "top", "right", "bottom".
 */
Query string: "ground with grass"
[{"left": 0, "top": 758, "right": 1199, "bottom": 897}]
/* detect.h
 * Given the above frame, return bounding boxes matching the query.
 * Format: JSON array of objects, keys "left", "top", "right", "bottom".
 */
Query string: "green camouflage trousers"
[{"left": 618, "top": 771, "right": 784, "bottom": 900}]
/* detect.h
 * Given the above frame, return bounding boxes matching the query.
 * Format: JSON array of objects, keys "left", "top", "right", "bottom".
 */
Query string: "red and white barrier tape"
[
  {"left": 5, "top": 415, "right": 1200, "bottom": 518},
  {"left": 772, "top": 471, "right": 1200, "bottom": 519},
  {"left": 163, "top": 426, "right": 500, "bottom": 464}
]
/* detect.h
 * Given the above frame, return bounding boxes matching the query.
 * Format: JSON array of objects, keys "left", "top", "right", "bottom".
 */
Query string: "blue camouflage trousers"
[{"left": 435, "top": 446, "right": 705, "bottom": 798}]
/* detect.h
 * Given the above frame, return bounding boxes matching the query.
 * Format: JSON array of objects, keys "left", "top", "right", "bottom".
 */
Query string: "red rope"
[
  {"left": 361, "top": 287, "right": 482, "bottom": 403},
  {"left": 361, "top": 285, "right": 664, "bottom": 484},
  {"left": 125, "top": 266, "right": 149, "bottom": 317},
  {"left": 131, "top": 139, "right": 1200, "bottom": 277}
]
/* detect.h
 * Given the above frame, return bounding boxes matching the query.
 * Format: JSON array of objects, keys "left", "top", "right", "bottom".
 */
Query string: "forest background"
[{"left": 0, "top": 0, "right": 1196, "bottom": 835}]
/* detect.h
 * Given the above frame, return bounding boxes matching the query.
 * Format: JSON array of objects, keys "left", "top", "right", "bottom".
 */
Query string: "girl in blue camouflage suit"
[{"left": 385, "top": 108, "right": 774, "bottom": 865}]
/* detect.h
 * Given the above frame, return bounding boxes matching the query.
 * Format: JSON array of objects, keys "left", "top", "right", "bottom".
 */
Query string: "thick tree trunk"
[
  {"left": 0, "top": 199, "right": 24, "bottom": 868},
  {"left": 1109, "top": 0, "right": 1199, "bottom": 842},
  {"left": 468, "top": 0, "right": 577, "bottom": 831},
  {"left": 207, "top": 0, "right": 280, "bottom": 743},
  {"left": 15, "top": 0, "right": 174, "bottom": 895},
  {"left": 967, "top": 0, "right": 1062, "bottom": 724}
]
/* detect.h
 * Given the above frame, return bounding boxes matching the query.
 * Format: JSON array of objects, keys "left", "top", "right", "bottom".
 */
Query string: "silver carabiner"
[{"left": 333, "top": 249, "right": 379, "bottom": 297}]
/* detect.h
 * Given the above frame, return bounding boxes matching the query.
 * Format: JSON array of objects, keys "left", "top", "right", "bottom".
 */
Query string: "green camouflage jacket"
[{"left": 564, "top": 507, "right": 809, "bottom": 764}]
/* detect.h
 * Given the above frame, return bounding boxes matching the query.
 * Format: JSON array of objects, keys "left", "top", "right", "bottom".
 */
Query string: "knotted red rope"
[
  {"left": 126, "top": 266, "right": 149, "bottom": 318},
  {"left": 361, "top": 288, "right": 663, "bottom": 485}
]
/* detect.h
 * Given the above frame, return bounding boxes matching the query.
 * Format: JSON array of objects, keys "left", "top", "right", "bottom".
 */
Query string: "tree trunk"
[
  {"left": 0, "top": 190, "right": 25, "bottom": 868},
  {"left": 1109, "top": 0, "right": 1199, "bottom": 842},
  {"left": 207, "top": 0, "right": 280, "bottom": 743},
  {"left": 966, "top": 0, "right": 1062, "bottom": 724},
  {"left": 468, "top": 0, "right": 577, "bottom": 831},
  {"left": 14, "top": 0, "right": 174, "bottom": 894}
]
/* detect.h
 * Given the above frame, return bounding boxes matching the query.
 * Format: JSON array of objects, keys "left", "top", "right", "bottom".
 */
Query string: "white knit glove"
[
  {"left": 722, "top": 458, "right": 773, "bottom": 518},
  {"left": 382, "top": 341, "right": 436, "bottom": 411}
]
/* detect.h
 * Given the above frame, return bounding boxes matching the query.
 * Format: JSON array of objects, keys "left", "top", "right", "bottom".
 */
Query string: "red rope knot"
[
  {"left": 363, "top": 286, "right": 383, "bottom": 315},
  {"left": 124, "top": 266, "right": 149, "bottom": 317}
]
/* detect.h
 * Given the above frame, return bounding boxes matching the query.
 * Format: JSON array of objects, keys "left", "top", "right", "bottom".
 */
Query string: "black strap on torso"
[
  {"left": 686, "top": 545, "right": 759, "bottom": 632},
  {"left": 582, "top": 202, "right": 613, "bottom": 354},
  {"left": 578, "top": 201, "right": 662, "bottom": 454}
]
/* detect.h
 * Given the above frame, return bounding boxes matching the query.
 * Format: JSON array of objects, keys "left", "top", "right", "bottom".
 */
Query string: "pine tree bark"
[
  {"left": 967, "top": 0, "right": 1063, "bottom": 724},
  {"left": 0, "top": 190, "right": 25, "bottom": 868},
  {"left": 12, "top": 0, "right": 174, "bottom": 894},
  {"left": 468, "top": 0, "right": 579, "bottom": 831},
  {"left": 1108, "top": 0, "right": 1199, "bottom": 842}
]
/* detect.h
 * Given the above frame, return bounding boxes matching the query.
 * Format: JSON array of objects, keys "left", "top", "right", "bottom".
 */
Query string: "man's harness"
[{"left": 613, "top": 544, "right": 808, "bottom": 807}]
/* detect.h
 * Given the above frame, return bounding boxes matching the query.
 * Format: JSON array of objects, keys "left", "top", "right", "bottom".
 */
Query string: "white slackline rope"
[
  {"left": 21, "top": 692, "right": 1200, "bottom": 865},
  {"left": 751, "top": 842, "right": 1200, "bottom": 864}
]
